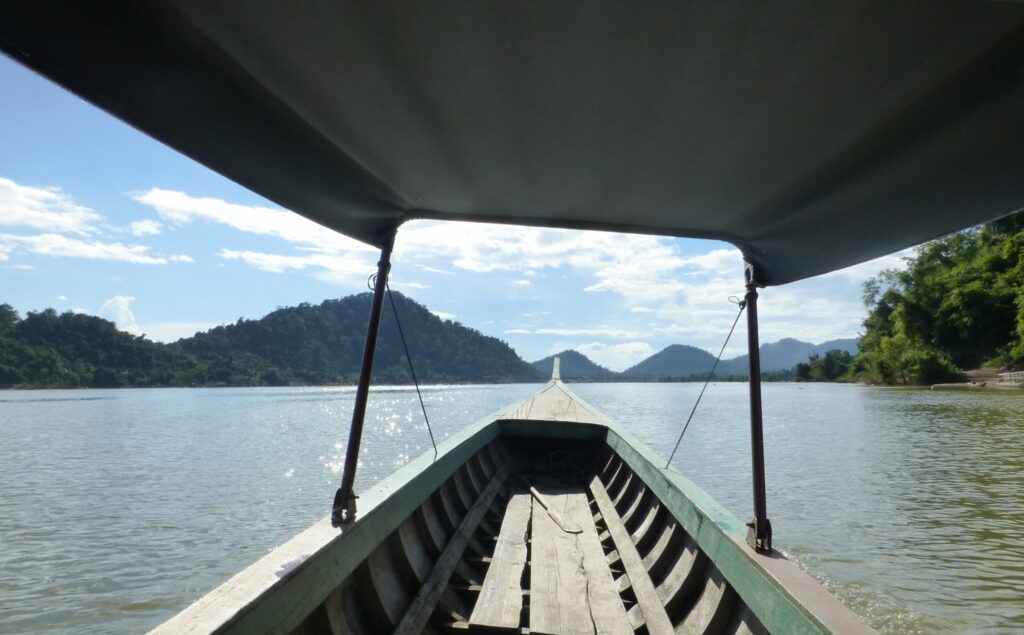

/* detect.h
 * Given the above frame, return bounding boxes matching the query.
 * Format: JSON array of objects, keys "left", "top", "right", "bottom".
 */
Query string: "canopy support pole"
[
  {"left": 332, "top": 231, "right": 396, "bottom": 527},
  {"left": 743, "top": 262, "right": 772, "bottom": 552}
]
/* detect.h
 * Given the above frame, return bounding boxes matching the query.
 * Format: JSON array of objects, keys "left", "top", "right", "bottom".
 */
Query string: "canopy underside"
[{"left": 2, "top": 1, "right": 1024, "bottom": 284}]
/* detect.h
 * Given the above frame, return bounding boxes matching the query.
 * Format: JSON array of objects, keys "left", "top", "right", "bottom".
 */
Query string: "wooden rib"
[
  {"left": 529, "top": 487, "right": 632, "bottom": 635},
  {"left": 364, "top": 537, "right": 411, "bottom": 627},
  {"left": 398, "top": 517, "right": 435, "bottom": 582},
  {"left": 420, "top": 496, "right": 452, "bottom": 551},
  {"left": 589, "top": 476, "right": 675, "bottom": 635},
  {"left": 352, "top": 563, "right": 397, "bottom": 632},
  {"left": 465, "top": 455, "right": 485, "bottom": 494},
  {"left": 629, "top": 499, "right": 661, "bottom": 547},
  {"left": 438, "top": 482, "right": 466, "bottom": 529},
  {"left": 598, "top": 452, "right": 618, "bottom": 480},
  {"left": 621, "top": 487, "right": 653, "bottom": 531},
  {"left": 478, "top": 445, "right": 497, "bottom": 478},
  {"left": 452, "top": 467, "right": 476, "bottom": 510},
  {"left": 324, "top": 580, "right": 369, "bottom": 635},
  {"left": 606, "top": 463, "right": 630, "bottom": 501},
  {"left": 643, "top": 522, "right": 683, "bottom": 585},
  {"left": 392, "top": 467, "right": 508, "bottom": 635},
  {"left": 659, "top": 538, "right": 708, "bottom": 614},
  {"left": 469, "top": 492, "right": 532, "bottom": 628},
  {"left": 677, "top": 567, "right": 739, "bottom": 635},
  {"left": 488, "top": 442, "right": 511, "bottom": 471}
]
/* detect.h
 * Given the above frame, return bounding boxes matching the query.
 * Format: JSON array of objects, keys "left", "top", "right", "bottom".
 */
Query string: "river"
[{"left": 1, "top": 383, "right": 1021, "bottom": 634}]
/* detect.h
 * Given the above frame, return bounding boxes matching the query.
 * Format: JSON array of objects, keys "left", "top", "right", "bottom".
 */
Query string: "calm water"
[{"left": 1, "top": 383, "right": 1022, "bottom": 634}]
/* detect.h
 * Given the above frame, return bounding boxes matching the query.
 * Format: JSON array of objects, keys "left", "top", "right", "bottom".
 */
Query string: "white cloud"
[
  {"left": 575, "top": 342, "right": 656, "bottom": 372},
  {"left": 417, "top": 264, "right": 453, "bottom": 275},
  {"left": 219, "top": 248, "right": 375, "bottom": 287},
  {"left": 505, "top": 326, "right": 644, "bottom": 339},
  {"left": 431, "top": 311, "right": 456, "bottom": 320},
  {"left": 129, "top": 219, "right": 163, "bottom": 236},
  {"left": 220, "top": 249, "right": 310, "bottom": 273},
  {"left": 134, "top": 188, "right": 369, "bottom": 253},
  {"left": 169, "top": 254, "right": 194, "bottom": 263},
  {"left": 56, "top": 295, "right": 69, "bottom": 301},
  {"left": 99, "top": 296, "right": 141, "bottom": 335},
  {"left": 0, "top": 233, "right": 167, "bottom": 264},
  {"left": 513, "top": 279, "right": 531, "bottom": 286},
  {"left": 630, "top": 307, "right": 653, "bottom": 313},
  {"left": 0, "top": 177, "right": 102, "bottom": 234},
  {"left": 391, "top": 281, "right": 428, "bottom": 290}
]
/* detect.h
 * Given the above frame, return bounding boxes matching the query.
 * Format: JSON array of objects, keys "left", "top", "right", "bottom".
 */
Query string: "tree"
[{"left": 849, "top": 209, "right": 1024, "bottom": 384}]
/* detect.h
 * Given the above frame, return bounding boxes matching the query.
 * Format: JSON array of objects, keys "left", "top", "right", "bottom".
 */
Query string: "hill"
[
  {"left": 0, "top": 305, "right": 201, "bottom": 388},
  {"left": 531, "top": 350, "right": 617, "bottom": 381},
  {"left": 622, "top": 344, "right": 718, "bottom": 379},
  {"left": 175, "top": 292, "right": 542, "bottom": 385},
  {"left": 717, "top": 337, "right": 859, "bottom": 375},
  {"left": 0, "top": 293, "right": 542, "bottom": 388}
]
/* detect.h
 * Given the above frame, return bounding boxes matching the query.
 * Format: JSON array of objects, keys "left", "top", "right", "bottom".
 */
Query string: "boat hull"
[{"left": 152, "top": 388, "right": 873, "bottom": 634}]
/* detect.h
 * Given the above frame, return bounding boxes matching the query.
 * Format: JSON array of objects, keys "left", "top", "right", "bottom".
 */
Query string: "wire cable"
[
  {"left": 665, "top": 298, "right": 746, "bottom": 468},
  {"left": 384, "top": 282, "right": 438, "bottom": 457}
]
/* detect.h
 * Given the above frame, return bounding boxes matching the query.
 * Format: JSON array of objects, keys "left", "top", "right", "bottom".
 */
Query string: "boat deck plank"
[
  {"left": 469, "top": 492, "right": 532, "bottom": 629},
  {"left": 503, "top": 381, "right": 603, "bottom": 424},
  {"left": 528, "top": 487, "right": 632, "bottom": 635}
]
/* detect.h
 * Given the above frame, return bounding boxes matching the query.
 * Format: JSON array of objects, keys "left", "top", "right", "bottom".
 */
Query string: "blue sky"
[{"left": 0, "top": 56, "right": 908, "bottom": 371}]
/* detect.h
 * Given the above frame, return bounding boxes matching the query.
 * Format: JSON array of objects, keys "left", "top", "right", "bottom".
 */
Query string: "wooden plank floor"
[
  {"left": 528, "top": 487, "right": 632, "bottom": 635},
  {"left": 469, "top": 493, "right": 532, "bottom": 629},
  {"left": 466, "top": 484, "right": 634, "bottom": 634}
]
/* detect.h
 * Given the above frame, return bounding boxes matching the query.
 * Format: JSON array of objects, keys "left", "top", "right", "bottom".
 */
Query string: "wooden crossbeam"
[
  {"left": 393, "top": 468, "right": 508, "bottom": 635},
  {"left": 589, "top": 476, "right": 675, "bottom": 635}
]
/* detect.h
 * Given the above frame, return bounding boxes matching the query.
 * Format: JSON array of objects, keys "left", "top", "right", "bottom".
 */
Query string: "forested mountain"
[
  {"left": 622, "top": 345, "right": 718, "bottom": 379},
  {"left": 531, "top": 350, "right": 617, "bottom": 381},
  {"left": 716, "top": 337, "right": 859, "bottom": 375},
  {"left": 850, "top": 210, "right": 1024, "bottom": 384},
  {"left": 0, "top": 293, "right": 542, "bottom": 388},
  {"left": 0, "top": 305, "right": 201, "bottom": 387},
  {"left": 2, "top": 286, "right": 887, "bottom": 389},
  {"left": 177, "top": 292, "right": 542, "bottom": 385}
]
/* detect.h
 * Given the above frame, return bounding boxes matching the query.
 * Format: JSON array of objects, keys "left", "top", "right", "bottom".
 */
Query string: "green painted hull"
[{"left": 152, "top": 382, "right": 873, "bottom": 634}]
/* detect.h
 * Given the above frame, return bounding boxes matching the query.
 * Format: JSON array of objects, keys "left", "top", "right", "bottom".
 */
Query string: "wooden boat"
[
  {"left": 151, "top": 364, "right": 870, "bottom": 635},
  {"left": 4, "top": 4, "right": 1024, "bottom": 633}
]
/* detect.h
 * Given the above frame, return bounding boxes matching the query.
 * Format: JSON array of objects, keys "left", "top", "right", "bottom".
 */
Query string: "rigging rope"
[
  {"left": 664, "top": 297, "right": 746, "bottom": 469},
  {"left": 381, "top": 279, "right": 438, "bottom": 457}
]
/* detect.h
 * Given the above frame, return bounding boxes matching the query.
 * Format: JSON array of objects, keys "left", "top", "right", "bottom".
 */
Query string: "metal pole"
[
  {"left": 744, "top": 262, "right": 772, "bottom": 552},
  {"left": 332, "top": 231, "right": 396, "bottom": 527}
]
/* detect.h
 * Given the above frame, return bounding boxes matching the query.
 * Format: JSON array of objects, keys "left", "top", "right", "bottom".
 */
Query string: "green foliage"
[
  {"left": 795, "top": 349, "right": 852, "bottom": 382},
  {"left": 0, "top": 293, "right": 542, "bottom": 388},
  {"left": 851, "top": 210, "right": 1024, "bottom": 384}
]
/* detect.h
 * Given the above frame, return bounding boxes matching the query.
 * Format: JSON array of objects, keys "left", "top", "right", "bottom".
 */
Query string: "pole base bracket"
[
  {"left": 331, "top": 488, "right": 358, "bottom": 528},
  {"left": 746, "top": 517, "right": 772, "bottom": 553}
]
